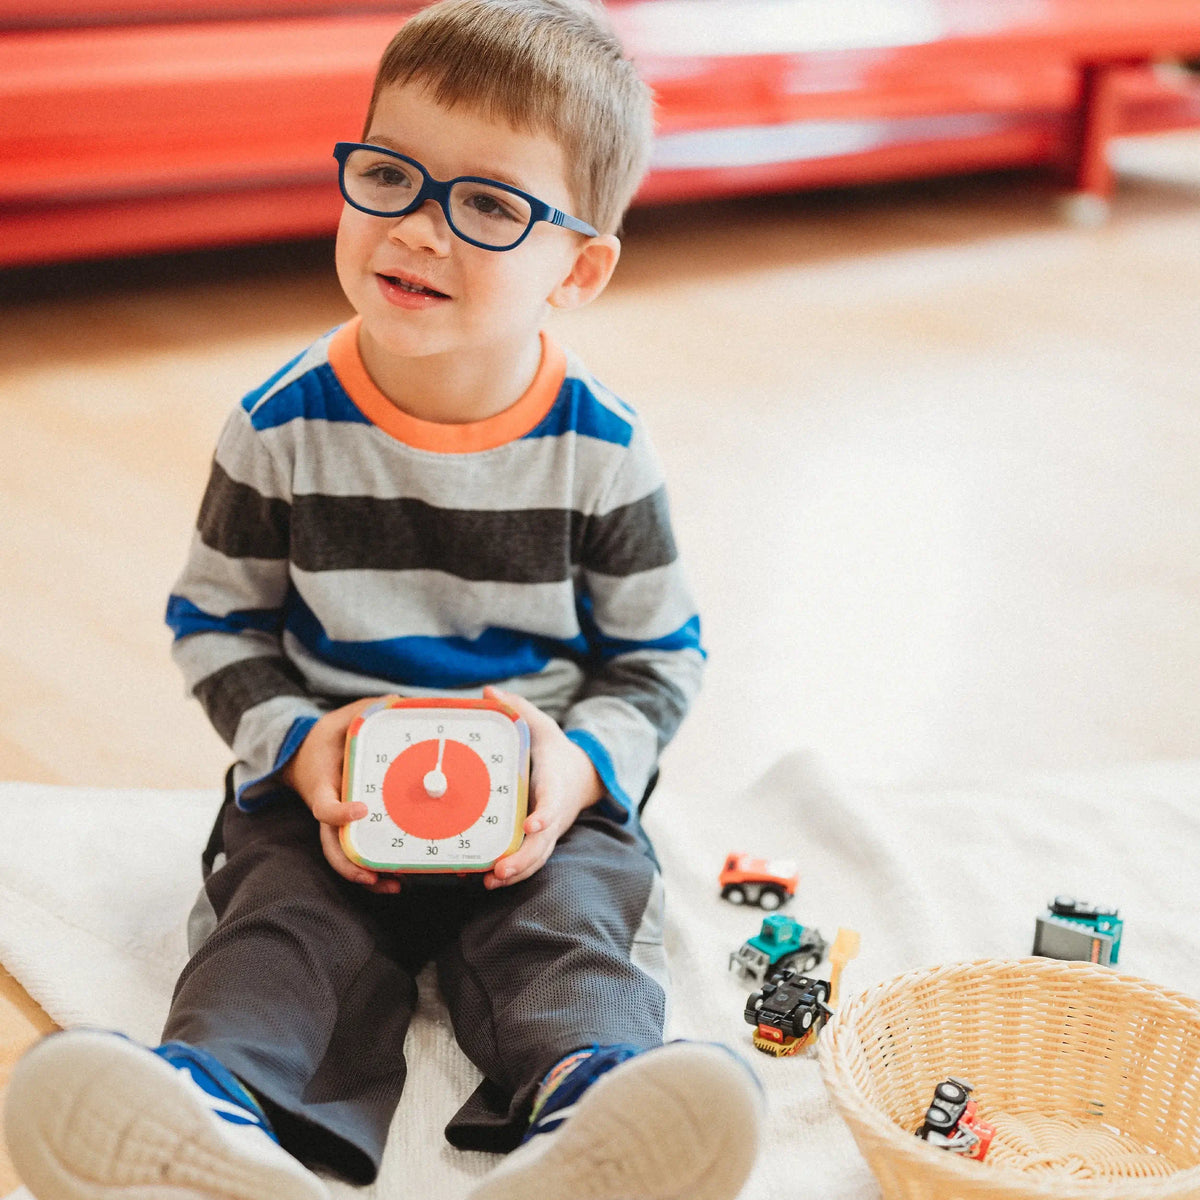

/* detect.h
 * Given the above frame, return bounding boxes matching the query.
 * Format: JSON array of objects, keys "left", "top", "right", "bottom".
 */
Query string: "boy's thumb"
[
  {"left": 485, "top": 684, "right": 531, "bottom": 716},
  {"left": 311, "top": 782, "right": 351, "bottom": 824}
]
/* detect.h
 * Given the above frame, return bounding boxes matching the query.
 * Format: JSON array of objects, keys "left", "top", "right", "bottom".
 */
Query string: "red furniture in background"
[{"left": 3, "top": 0, "right": 1200, "bottom": 266}]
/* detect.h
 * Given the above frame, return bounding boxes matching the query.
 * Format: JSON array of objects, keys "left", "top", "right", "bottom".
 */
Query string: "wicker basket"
[{"left": 818, "top": 958, "right": 1200, "bottom": 1200}]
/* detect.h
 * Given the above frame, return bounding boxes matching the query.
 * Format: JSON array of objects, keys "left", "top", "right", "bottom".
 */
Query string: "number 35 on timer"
[{"left": 340, "top": 696, "right": 531, "bottom": 873}]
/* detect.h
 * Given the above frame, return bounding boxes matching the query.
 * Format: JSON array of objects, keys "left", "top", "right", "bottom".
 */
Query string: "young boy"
[{"left": 4, "top": 0, "right": 763, "bottom": 1197}]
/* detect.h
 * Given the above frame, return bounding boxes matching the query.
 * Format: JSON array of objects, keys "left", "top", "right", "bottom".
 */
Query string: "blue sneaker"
[
  {"left": 3, "top": 1028, "right": 329, "bottom": 1200},
  {"left": 467, "top": 1041, "right": 764, "bottom": 1200}
]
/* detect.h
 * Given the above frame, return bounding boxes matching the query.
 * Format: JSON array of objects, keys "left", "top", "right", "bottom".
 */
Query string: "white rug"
[{"left": 3, "top": 755, "right": 1199, "bottom": 1199}]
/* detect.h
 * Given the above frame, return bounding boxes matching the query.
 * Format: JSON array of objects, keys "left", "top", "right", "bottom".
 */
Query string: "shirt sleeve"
[
  {"left": 165, "top": 405, "right": 323, "bottom": 810},
  {"left": 563, "top": 423, "right": 705, "bottom": 823}
]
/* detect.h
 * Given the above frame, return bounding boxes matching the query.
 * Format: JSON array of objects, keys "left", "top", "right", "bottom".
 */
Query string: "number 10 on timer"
[{"left": 340, "top": 696, "right": 531, "bottom": 873}]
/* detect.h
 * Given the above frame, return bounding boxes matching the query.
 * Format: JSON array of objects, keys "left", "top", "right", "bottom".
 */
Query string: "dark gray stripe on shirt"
[
  {"left": 579, "top": 488, "right": 678, "bottom": 577},
  {"left": 283, "top": 491, "right": 677, "bottom": 581},
  {"left": 198, "top": 461, "right": 290, "bottom": 561},
  {"left": 198, "top": 475, "right": 677, "bottom": 582},
  {"left": 192, "top": 655, "right": 309, "bottom": 745},
  {"left": 291, "top": 496, "right": 577, "bottom": 582},
  {"left": 580, "top": 659, "right": 691, "bottom": 749}
]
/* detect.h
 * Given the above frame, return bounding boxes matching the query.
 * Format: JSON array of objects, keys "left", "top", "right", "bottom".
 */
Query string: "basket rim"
[{"left": 817, "top": 957, "right": 1200, "bottom": 1200}]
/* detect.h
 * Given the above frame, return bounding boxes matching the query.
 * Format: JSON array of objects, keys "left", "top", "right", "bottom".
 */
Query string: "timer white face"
[{"left": 340, "top": 697, "right": 530, "bottom": 873}]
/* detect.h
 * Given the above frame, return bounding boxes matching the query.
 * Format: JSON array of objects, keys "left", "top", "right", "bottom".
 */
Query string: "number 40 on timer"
[{"left": 340, "top": 696, "right": 531, "bottom": 873}]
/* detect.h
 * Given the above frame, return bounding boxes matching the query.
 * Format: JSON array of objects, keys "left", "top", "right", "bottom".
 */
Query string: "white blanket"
[{"left": 3, "top": 755, "right": 1199, "bottom": 1199}]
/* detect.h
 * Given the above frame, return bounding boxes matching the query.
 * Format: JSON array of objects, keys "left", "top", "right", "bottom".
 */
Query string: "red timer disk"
[{"left": 382, "top": 739, "right": 491, "bottom": 840}]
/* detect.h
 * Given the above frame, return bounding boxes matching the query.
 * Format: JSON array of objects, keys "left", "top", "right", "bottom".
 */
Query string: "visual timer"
[{"left": 340, "top": 696, "right": 530, "bottom": 873}]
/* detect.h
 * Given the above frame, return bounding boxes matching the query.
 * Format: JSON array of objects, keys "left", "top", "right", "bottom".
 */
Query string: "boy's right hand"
[{"left": 280, "top": 696, "right": 403, "bottom": 894}]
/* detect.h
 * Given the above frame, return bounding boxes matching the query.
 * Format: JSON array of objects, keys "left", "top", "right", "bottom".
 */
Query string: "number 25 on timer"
[{"left": 340, "top": 696, "right": 531, "bottom": 873}]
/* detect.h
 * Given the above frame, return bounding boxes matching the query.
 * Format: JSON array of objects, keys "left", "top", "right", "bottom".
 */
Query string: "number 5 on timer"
[{"left": 340, "top": 696, "right": 530, "bottom": 873}]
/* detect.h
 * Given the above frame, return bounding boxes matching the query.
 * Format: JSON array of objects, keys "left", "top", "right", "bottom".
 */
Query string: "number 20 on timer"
[{"left": 340, "top": 696, "right": 531, "bottom": 873}]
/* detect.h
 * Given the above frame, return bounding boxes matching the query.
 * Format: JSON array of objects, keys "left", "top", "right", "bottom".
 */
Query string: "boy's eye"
[
  {"left": 468, "top": 193, "right": 514, "bottom": 219},
  {"left": 361, "top": 163, "right": 416, "bottom": 189},
  {"left": 343, "top": 149, "right": 420, "bottom": 206},
  {"left": 451, "top": 184, "right": 527, "bottom": 226}
]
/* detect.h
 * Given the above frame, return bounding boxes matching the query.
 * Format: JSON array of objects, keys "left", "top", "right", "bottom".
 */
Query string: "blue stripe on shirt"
[
  {"left": 593, "top": 614, "right": 704, "bottom": 660},
  {"left": 245, "top": 363, "right": 373, "bottom": 432},
  {"left": 566, "top": 729, "right": 634, "bottom": 824},
  {"left": 524, "top": 378, "right": 634, "bottom": 447},
  {"left": 166, "top": 594, "right": 283, "bottom": 640},
  {"left": 242, "top": 353, "right": 634, "bottom": 448},
  {"left": 169, "top": 588, "right": 703, "bottom": 677},
  {"left": 284, "top": 590, "right": 590, "bottom": 690},
  {"left": 576, "top": 593, "right": 705, "bottom": 662}
]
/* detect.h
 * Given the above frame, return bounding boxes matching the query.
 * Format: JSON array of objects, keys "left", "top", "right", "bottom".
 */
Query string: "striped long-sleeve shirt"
[{"left": 166, "top": 318, "right": 704, "bottom": 822}]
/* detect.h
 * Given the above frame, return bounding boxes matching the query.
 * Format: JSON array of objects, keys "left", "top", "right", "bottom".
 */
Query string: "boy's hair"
[{"left": 364, "top": 0, "right": 653, "bottom": 236}]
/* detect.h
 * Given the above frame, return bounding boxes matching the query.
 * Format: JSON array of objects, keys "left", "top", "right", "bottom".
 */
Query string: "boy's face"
[{"left": 336, "top": 79, "right": 615, "bottom": 375}]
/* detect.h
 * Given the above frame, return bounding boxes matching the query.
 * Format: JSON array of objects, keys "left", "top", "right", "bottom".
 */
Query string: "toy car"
[
  {"left": 1032, "top": 894, "right": 1123, "bottom": 965},
  {"left": 743, "top": 927, "right": 859, "bottom": 1057},
  {"left": 729, "top": 913, "right": 827, "bottom": 984},
  {"left": 744, "top": 969, "right": 831, "bottom": 1056},
  {"left": 914, "top": 1077, "right": 995, "bottom": 1161},
  {"left": 719, "top": 853, "right": 797, "bottom": 909}
]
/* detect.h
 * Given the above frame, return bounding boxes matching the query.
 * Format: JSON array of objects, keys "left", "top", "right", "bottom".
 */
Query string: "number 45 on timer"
[{"left": 340, "top": 696, "right": 531, "bottom": 873}]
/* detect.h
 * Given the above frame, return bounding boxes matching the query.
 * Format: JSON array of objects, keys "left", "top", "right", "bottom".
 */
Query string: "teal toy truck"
[{"left": 729, "top": 914, "right": 828, "bottom": 985}]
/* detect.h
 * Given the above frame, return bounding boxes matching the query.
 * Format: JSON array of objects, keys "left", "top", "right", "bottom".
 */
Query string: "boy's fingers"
[
  {"left": 319, "top": 823, "right": 379, "bottom": 887},
  {"left": 487, "top": 850, "right": 547, "bottom": 889},
  {"left": 367, "top": 876, "right": 403, "bottom": 895},
  {"left": 311, "top": 787, "right": 365, "bottom": 826},
  {"left": 484, "top": 686, "right": 546, "bottom": 729},
  {"left": 324, "top": 800, "right": 369, "bottom": 826},
  {"left": 489, "top": 827, "right": 553, "bottom": 886}
]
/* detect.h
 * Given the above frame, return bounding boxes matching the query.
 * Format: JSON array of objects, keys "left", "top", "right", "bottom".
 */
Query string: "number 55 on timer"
[{"left": 340, "top": 696, "right": 531, "bottom": 873}]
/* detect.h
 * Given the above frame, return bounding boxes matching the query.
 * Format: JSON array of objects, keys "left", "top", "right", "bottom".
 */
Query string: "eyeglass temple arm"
[{"left": 550, "top": 209, "right": 599, "bottom": 238}]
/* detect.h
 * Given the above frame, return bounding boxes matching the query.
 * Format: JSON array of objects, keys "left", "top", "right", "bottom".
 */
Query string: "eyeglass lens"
[{"left": 342, "top": 148, "right": 534, "bottom": 248}]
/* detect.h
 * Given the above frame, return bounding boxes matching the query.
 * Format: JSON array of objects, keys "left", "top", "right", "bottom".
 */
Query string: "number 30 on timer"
[{"left": 340, "top": 696, "right": 531, "bottom": 874}]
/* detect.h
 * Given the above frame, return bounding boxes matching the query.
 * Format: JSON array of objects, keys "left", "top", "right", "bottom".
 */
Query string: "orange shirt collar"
[{"left": 327, "top": 316, "right": 566, "bottom": 453}]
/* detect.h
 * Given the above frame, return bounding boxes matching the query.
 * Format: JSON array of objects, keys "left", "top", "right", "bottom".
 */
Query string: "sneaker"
[
  {"left": 467, "top": 1041, "right": 764, "bottom": 1200},
  {"left": 3, "top": 1028, "right": 329, "bottom": 1200}
]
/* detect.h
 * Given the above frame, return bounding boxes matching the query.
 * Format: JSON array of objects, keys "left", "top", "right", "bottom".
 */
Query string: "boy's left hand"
[{"left": 482, "top": 686, "right": 604, "bottom": 890}]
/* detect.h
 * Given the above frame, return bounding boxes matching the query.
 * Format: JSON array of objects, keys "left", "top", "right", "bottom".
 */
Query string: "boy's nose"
[{"left": 388, "top": 199, "right": 452, "bottom": 254}]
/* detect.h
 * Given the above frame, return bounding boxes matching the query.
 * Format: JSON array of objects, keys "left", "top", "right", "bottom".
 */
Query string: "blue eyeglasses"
[{"left": 333, "top": 142, "right": 599, "bottom": 251}]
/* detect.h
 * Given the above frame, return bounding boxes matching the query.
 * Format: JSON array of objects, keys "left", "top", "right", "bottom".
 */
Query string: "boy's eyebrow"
[{"left": 364, "top": 133, "right": 528, "bottom": 191}]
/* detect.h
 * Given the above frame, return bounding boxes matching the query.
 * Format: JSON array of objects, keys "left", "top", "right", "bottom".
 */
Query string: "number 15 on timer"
[{"left": 340, "top": 696, "right": 531, "bottom": 873}]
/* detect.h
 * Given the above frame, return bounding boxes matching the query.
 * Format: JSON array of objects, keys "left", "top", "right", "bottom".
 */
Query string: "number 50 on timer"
[{"left": 340, "top": 696, "right": 531, "bottom": 873}]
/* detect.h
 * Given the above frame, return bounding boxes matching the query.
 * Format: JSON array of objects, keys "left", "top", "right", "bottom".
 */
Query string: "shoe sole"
[
  {"left": 469, "top": 1042, "right": 764, "bottom": 1200},
  {"left": 3, "top": 1030, "right": 329, "bottom": 1200}
]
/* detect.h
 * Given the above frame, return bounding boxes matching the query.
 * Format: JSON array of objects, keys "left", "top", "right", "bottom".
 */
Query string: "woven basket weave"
[{"left": 818, "top": 958, "right": 1200, "bottom": 1200}]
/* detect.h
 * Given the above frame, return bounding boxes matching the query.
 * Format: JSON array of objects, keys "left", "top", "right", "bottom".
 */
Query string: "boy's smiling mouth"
[{"left": 377, "top": 270, "right": 449, "bottom": 299}]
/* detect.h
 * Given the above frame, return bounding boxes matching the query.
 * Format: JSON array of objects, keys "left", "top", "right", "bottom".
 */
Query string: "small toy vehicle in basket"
[
  {"left": 1032, "top": 894, "right": 1123, "bottom": 966},
  {"left": 719, "top": 853, "right": 797, "bottom": 910},
  {"left": 729, "top": 913, "right": 827, "bottom": 984},
  {"left": 744, "top": 927, "right": 859, "bottom": 1056},
  {"left": 914, "top": 1077, "right": 995, "bottom": 1161}
]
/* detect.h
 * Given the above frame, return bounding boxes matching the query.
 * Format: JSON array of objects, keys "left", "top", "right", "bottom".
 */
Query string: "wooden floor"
[{"left": 3, "top": 133, "right": 1200, "bottom": 1193}]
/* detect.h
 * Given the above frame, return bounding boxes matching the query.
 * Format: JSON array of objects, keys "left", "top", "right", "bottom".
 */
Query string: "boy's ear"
[{"left": 547, "top": 234, "right": 621, "bottom": 311}]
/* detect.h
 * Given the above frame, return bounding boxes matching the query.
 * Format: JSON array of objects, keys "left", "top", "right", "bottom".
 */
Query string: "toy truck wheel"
[
  {"left": 779, "top": 951, "right": 820, "bottom": 975},
  {"left": 744, "top": 992, "right": 765, "bottom": 1024},
  {"left": 923, "top": 1102, "right": 957, "bottom": 1133},
  {"left": 758, "top": 886, "right": 786, "bottom": 910},
  {"left": 786, "top": 1009, "right": 814, "bottom": 1038},
  {"left": 937, "top": 1081, "right": 969, "bottom": 1105},
  {"left": 813, "top": 980, "right": 831, "bottom": 1004},
  {"left": 723, "top": 885, "right": 747, "bottom": 905}
]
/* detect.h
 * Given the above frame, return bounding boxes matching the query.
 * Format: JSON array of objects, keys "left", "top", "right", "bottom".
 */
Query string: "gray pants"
[{"left": 164, "top": 781, "right": 667, "bottom": 1183}]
